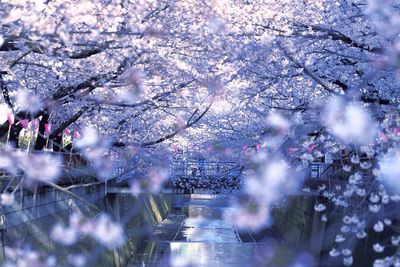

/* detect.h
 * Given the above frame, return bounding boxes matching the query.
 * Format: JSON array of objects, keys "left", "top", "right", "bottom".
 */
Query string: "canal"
[{"left": 129, "top": 194, "right": 283, "bottom": 266}]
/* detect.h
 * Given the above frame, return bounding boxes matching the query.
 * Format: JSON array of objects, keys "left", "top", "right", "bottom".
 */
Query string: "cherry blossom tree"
[{"left": 1, "top": 0, "right": 400, "bottom": 266}]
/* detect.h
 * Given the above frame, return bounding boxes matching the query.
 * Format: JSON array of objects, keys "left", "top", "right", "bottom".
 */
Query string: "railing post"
[
  {"left": 0, "top": 215, "right": 6, "bottom": 261},
  {"left": 105, "top": 180, "right": 108, "bottom": 195}
]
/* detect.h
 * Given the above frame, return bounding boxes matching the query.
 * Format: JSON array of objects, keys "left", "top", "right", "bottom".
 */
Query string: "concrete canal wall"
[
  {"left": 271, "top": 194, "right": 392, "bottom": 266},
  {"left": 271, "top": 195, "right": 328, "bottom": 262},
  {"left": 0, "top": 183, "right": 173, "bottom": 266}
]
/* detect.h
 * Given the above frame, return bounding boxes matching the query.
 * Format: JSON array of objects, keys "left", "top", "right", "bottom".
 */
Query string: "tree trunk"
[
  {"left": 9, "top": 124, "right": 23, "bottom": 148},
  {"left": 53, "top": 134, "right": 63, "bottom": 152},
  {"left": 34, "top": 112, "right": 50, "bottom": 151}
]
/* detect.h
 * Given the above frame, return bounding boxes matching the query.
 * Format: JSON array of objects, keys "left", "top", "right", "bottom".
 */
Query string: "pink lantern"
[
  {"left": 256, "top": 143, "right": 261, "bottom": 153},
  {"left": 7, "top": 113, "right": 14, "bottom": 125},
  {"left": 63, "top": 129, "right": 71, "bottom": 136},
  {"left": 44, "top": 124, "right": 51, "bottom": 134},
  {"left": 20, "top": 119, "right": 29, "bottom": 129},
  {"left": 73, "top": 131, "right": 81, "bottom": 139}
]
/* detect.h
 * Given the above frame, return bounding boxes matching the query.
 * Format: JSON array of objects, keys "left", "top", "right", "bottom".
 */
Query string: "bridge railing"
[{"left": 170, "top": 160, "right": 241, "bottom": 178}]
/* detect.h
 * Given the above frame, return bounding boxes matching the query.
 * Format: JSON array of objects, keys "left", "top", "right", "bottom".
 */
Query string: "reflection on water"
[
  {"left": 170, "top": 242, "right": 257, "bottom": 267},
  {"left": 129, "top": 194, "right": 281, "bottom": 266}
]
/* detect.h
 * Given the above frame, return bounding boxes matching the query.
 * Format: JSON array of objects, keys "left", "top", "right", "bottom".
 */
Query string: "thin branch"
[
  {"left": 140, "top": 95, "right": 215, "bottom": 147},
  {"left": 276, "top": 42, "right": 341, "bottom": 96}
]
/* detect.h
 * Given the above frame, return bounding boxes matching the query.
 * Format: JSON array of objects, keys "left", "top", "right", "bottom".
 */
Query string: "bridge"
[
  {"left": 106, "top": 158, "right": 243, "bottom": 195},
  {"left": 167, "top": 160, "right": 243, "bottom": 193}
]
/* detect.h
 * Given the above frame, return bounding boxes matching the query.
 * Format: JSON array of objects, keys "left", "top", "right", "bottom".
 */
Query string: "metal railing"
[{"left": 170, "top": 160, "right": 241, "bottom": 179}]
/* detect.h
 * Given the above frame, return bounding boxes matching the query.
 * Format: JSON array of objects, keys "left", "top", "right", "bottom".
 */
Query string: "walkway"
[{"left": 129, "top": 194, "right": 282, "bottom": 266}]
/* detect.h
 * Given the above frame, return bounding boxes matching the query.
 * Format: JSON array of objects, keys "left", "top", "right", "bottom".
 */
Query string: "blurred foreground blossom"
[
  {"left": 378, "top": 149, "right": 400, "bottom": 193},
  {"left": 130, "top": 168, "right": 169, "bottom": 195},
  {"left": 92, "top": 214, "right": 124, "bottom": 248},
  {"left": 3, "top": 246, "right": 56, "bottom": 267},
  {"left": 322, "top": 98, "right": 376, "bottom": 144},
  {"left": 226, "top": 156, "right": 300, "bottom": 231},
  {"left": 0, "top": 192, "right": 15, "bottom": 206},
  {"left": 74, "top": 127, "right": 99, "bottom": 149},
  {"left": 19, "top": 153, "right": 61, "bottom": 183},
  {"left": 67, "top": 254, "right": 87, "bottom": 267},
  {"left": 264, "top": 113, "right": 291, "bottom": 149},
  {"left": 75, "top": 127, "right": 115, "bottom": 180},
  {"left": 224, "top": 195, "right": 269, "bottom": 231},
  {"left": 0, "top": 103, "right": 12, "bottom": 123},
  {"left": 50, "top": 213, "right": 124, "bottom": 249},
  {"left": 16, "top": 91, "right": 43, "bottom": 114},
  {"left": 50, "top": 223, "right": 78, "bottom": 246},
  {"left": 0, "top": 151, "right": 18, "bottom": 176},
  {"left": 245, "top": 158, "right": 296, "bottom": 200}
]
